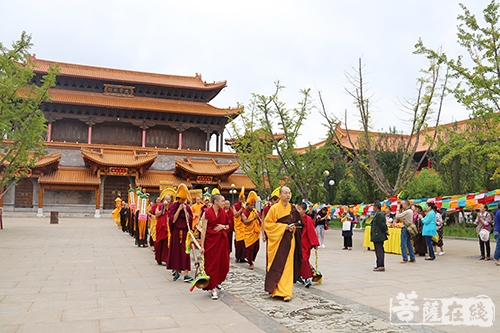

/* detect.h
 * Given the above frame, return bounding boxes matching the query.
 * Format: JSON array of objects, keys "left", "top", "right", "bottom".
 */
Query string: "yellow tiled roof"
[
  {"left": 81, "top": 148, "right": 157, "bottom": 168},
  {"left": 175, "top": 158, "right": 239, "bottom": 176},
  {"left": 136, "top": 170, "right": 192, "bottom": 189},
  {"left": 38, "top": 167, "right": 99, "bottom": 185},
  {"left": 47, "top": 89, "right": 242, "bottom": 117},
  {"left": 32, "top": 57, "right": 227, "bottom": 90}
]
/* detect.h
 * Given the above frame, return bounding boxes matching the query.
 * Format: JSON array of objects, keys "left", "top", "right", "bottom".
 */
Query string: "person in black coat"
[{"left": 371, "top": 201, "right": 389, "bottom": 272}]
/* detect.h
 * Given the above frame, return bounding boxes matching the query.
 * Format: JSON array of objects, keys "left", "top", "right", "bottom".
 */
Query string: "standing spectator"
[
  {"left": 475, "top": 204, "right": 492, "bottom": 260},
  {"left": 433, "top": 209, "right": 445, "bottom": 256},
  {"left": 493, "top": 203, "right": 500, "bottom": 265},
  {"left": 341, "top": 206, "right": 354, "bottom": 250},
  {"left": 315, "top": 206, "right": 328, "bottom": 248},
  {"left": 395, "top": 200, "right": 416, "bottom": 264},
  {"left": 371, "top": 201, "right": 388, "bottom": 272},
  {"left": 306, "top": 204, "right": 316, "bottom": 221},
  {"left": 421, "top": 201, "right": 437, "bottom": 261},
  {"left": 412, "top": 205, "right": 427, "bottom": 256},
  {"left": 385, "top": 207, "right": 394, "bottom": 228}
]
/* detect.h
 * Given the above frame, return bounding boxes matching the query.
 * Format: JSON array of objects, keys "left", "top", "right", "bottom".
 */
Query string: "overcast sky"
[{"left": 0, "top": 0, "right": 491, "bottom": 149}]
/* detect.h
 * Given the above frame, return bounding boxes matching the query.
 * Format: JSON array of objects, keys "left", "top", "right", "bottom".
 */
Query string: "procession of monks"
[{"left": 113, "top": 184, "right": 321, "bottom": 302}]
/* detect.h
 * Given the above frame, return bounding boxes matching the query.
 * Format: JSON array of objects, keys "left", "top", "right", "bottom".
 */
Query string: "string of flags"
[{"left": 333, "top": 189, "right": 500, "bottom": 217}]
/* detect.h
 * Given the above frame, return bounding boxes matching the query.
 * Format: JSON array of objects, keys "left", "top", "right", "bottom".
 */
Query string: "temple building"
[{"left": 2, "top": 57, "right": 255, "bottom": 217}]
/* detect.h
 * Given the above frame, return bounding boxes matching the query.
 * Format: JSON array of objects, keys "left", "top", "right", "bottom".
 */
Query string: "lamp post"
[
  {"left": 323, "top": 170, "right": 335, "bottom": 205},
  {"left": 230, "top": 184, "right": 237, "bottom": 205}
]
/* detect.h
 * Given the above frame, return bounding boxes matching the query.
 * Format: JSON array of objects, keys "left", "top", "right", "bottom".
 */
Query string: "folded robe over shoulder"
[{"left": 264, "top": 201, "right": 302, "bottom": 298}]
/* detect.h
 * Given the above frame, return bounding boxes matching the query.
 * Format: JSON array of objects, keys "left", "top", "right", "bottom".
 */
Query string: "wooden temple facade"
[{"left": 2, "top": 57, "right": 255, "bottom": 217}]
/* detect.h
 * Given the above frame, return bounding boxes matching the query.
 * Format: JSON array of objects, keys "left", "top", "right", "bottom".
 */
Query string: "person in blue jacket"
[{"left": 421, "top": 201, "right": 437, "bottom": 260}]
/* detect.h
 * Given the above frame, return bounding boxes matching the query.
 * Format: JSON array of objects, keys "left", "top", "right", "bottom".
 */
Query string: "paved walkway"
[{"left": 0, "top": 217, "right": 498, "bottom": 332}]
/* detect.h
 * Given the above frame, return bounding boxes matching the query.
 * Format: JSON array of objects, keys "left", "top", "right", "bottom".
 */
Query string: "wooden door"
[
  {"left": 14, "top": 178, "right": 33, "bottom": 208},
  {"left": 103, "top": 176, "right": 132, "bottom": 209}
]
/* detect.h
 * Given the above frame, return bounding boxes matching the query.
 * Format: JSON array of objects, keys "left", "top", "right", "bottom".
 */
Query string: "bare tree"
[{"left": 318, "top": 57, "right": 448, "bottom": 197}]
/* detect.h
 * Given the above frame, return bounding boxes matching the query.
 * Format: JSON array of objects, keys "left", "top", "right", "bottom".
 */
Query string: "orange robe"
[{"left": 264, "top": 201, "right": 302, "bottom": 298}]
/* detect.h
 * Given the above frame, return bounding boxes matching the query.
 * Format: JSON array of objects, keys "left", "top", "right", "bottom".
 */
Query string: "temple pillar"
[
  {"left": 215, "top": 133, "right": 220, "bottom": 152},
  {"left": 37, "top": 187, "right": 44, "bottom": 217},
  {"left": 220, "top": 131, "right": 224, "bottom": 152},
  {"left": 178, "top": 132, "right": 183, "bottom": 150},
  {"left": 46, "top": 123, "right": 52, "bottom": 142},
  {"left": 88, "top": 126, "right": 92, "bottom": 144},
  {"left": 142, "top": 130, "right": 146, "bottom": 148},
  {"left": 94, "top": 187, "right": 101, "bottom": 218},
  {"left": 206, "top": 130, "right": 211, "bottom": 151}
]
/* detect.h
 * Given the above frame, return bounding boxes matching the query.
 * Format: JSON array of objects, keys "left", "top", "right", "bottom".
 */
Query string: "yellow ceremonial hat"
[
  {"left": 159, "top": 188, "right": 176, "bottom": 201},
  {"left": 239, "top": 186, "right": 245, "bottom": 199},
  {"left": 246, "top": 191, "right": 259, "bottom": 204},
  {"left": 175, "top": 183, "right": 191, "bottom": 201},
  {"left": 271, "top": 187, "right": 280, "bottom": 198},
  {"left": 211, "top": 188, "right": 220, "bottom": 195}
]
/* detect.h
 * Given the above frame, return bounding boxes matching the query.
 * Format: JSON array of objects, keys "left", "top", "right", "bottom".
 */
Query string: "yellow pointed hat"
[
  {"left": 246, "top": 191, "right": 259, "bottom": 204},
  {"left": 160, "top": 188, "right": 176, "bottom": 201},
  {"left": 239, "top": 186, "right": 245, "bottom": 199},
  {"left": 211, "top": 188, "right": 220, "bottom": 195},
  {"left": 271, "top": 187, "right": 280, "bottom": 198},
  {"left": 175, "top": 183, "right": 191, "bottom": 201}
]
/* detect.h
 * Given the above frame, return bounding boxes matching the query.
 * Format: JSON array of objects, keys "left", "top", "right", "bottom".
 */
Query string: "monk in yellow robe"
[
  {"left": 264, "top": 186, "right": 302, "bottom": 302},
  {"left": 190, "top": 195, "right": 204, "bottom": 231},
  {"left": 112, "top": 196, "right": 122, "bottom": 227},
  {"left": 241, "top": 191, "right": 262, "bottom": 270}
]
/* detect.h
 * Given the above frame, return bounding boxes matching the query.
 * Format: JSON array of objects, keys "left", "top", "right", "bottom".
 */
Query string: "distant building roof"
[{"left": 32, "top": 57, "right": 227, "bottom": 91}]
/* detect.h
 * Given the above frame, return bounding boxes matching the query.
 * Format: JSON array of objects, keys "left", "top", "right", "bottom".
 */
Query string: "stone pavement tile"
[
  {"left": 145, "top": 325, "right": 224, "bottom": 333},
  {"left": 98, "top": 296, "right": 162, "bottom": 308},
  {"left": 0, "top": 301, "right": 32, "bottom": 314},
  {"left": 62, "top": 306, "right": 134, "bottom": 321},
  {"left": 16, "top": 278, "right": 72, "bottom": 288},
  {"left": 2, "top": 292, "right": 67, "bottom": 303},
  {"left": 171, "top": 311, "right": 249, "bottom": 327},
  {"left": 29, "top": 298, "right": 97, "bottom": 311},
  {"left": 70, "top": 277, "right": 120, "bottom": 286},
  {"left": 0, "top": 325, "right": 19, "bottom": 333},
  {"left": 100, "top": 316, "right": 178, "bottom": 332},
  {"left": 216, "top": 321, "right": 268, "bottom": 333},
  {"left": 16, "top": 320, "right": 100, "bottom": 333},
  {"left": 97, "top": 282, "right": 150, "bottom": 292},
  {"left": 40, "top": 284, "right": 96, "bottom": 294},
  {"left": 132, "top": 303, "right": 200, "bottom": 317},
  {"left": 3, "top": 309, "right": 63, "bottom": 325},
  {"left": 0, "top": 281, "right": 19, "bottom": 288},
  {"left": 0, "top": 287, "right": 41, "bottom": 296},
  {"left": 66, "top": 290, "right": 126, "bottom": 300}
]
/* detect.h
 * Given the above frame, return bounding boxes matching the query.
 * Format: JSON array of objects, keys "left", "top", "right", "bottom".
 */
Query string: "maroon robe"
[
  {"left": 203, "top": 207, "right": 230, "bottom": 290},
  {"left": 167, "top": 202, "right": 193, "bottom": 271},
  {"left": 299, "top": 214, "right": 320, "bottom": 279},
  {"left": 224, "top": 208, "right": 234, "bottom": 252},
  {"left": 154, "top": 203, "right": 169, "bottom": 265}
]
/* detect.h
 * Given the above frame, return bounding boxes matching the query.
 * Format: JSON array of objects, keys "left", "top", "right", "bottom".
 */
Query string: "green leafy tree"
[
  {"left": 228, "top": 82, "right": 345, "bottom": 200},
  {"left": 401, "top": 168, "right": 445, "bottom": 200},
  {"left": 415, "top": 0, "right": 500, "bottom": 184},
  {"left": 0, "top": 32, "right": 58, "bottom": 198}
]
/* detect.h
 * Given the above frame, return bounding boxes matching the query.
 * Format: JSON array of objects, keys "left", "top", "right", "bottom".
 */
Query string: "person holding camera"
[
  {"left": 395, "top": 200, "right": 416, "bottom": 264},
  {"left": 315, "top": 206, "right": 329, "bottom": 248}
]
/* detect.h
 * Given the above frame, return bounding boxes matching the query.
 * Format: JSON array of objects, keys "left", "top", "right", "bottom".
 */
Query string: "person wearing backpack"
[{"left": 475, "top": 204, "right": 492, "bottom": 260}]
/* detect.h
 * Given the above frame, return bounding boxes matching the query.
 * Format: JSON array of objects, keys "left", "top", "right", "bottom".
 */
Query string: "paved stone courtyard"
[{"left": 0, "top": 217, "right": 498, "bottom": 333}]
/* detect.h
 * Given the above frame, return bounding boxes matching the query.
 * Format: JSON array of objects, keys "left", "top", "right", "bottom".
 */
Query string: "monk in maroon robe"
[
  {"left": 167, "top": 184, "right": 193, "bottom": 282},
  {"left": 224, "top": 200, "right": 234, "bottom": 252},
  {"left": 200, "top": 194, "right": 231, "bottom": 300},
  {"left": 296, "top": 202, "right": 320, "bottom": 287},
  {"left": 154, "top": 192, "right": 172, "bottom": 265}
]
